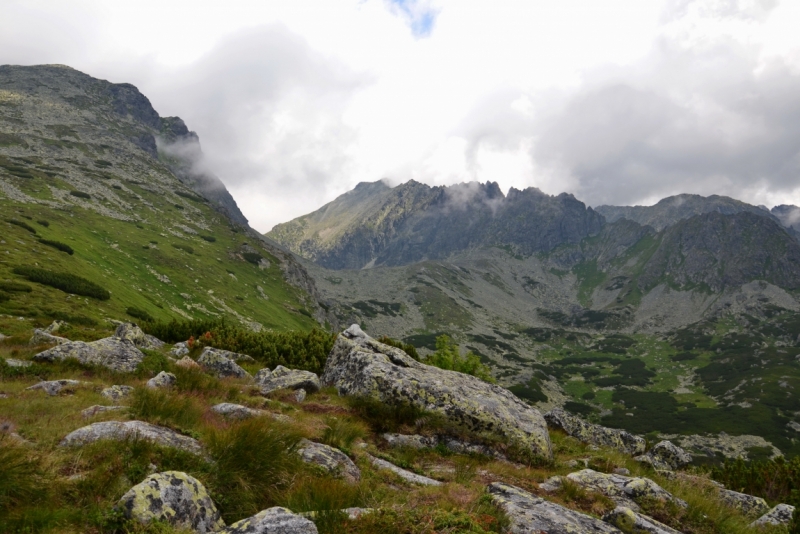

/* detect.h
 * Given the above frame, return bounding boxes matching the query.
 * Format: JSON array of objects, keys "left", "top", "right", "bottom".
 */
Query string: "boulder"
[
  {"left": 488, "top": 482, "right": 623, "bottom": 534},
  {"left": 634, "top": 441, "right": 692, "bottom": 471},
  {"left": 60, "top": 421, "right": 205, "bottom": 457},
  {"left": 257, "top": 366, "right": 320, "bottom": 395},
  {"left": 565, "top": 469, "right": 686, "bottom": 512},
  {"left": 199, "top": 346, "right": 255, "bottom": 363},
  {"left": 117, "top": 471, "right": 224, "bottom": 533},
  {"left": 322, "top": 325, "right": 552, "bottom": 460},
  {"left": 718, "top": 488, "right": 770, "bottom": 517},
  {"left": 81, "top": 405, "right": 126, "bottom": 418},
  {"left": 101, "top": 384, "right": 134, "bottom": 402},
  {"left": 171, "top": 341, "right": 190, "bottom": 357},
  {"left": 382, "top": 433, "right": 437, "bottom": 449},
  {"left": 146, "top": 371, "right": 176, "bottom": 388},
  {"left": 212, "top": 403, "right": 268, "bottom": 420},
  {"left": 368, "top": 454, "right": 441, "bottom": 486},
  {"left": 26, "top": 379, "right": 85, "bottom": 396},
  {"left": 545, "top": 408, "right": 646, "bottom": 456},
  {"left": 223, "top": 506, "right": 318, "bottom": 534},
  {"left": 294, "top": 389, "right": 307, "bottom": 402},
  {"left": 297, "top": 439, "right": 361, "bottom": 483},
  {"left": 197, "top": 347, "right": 252, "bottom": 379},
  {"left": 602, "top": 506, "right": 682, "bottom": 534},
  {"left": 750, "top": 504, "right": 796, "bottom": 527},
  {"left": 29, "top": 329, "right": 69, "bottom": 346},
  {"left": 5, "top": 358, "right": 32, "bottom": 367},
  {"left": 176, "top": 355, "right": 201, "bottom": 370},
  {"left": 114, "top": 323, "right": 165, "bottom": 349},
  {"left": 33, "top": 337, "right": 145, "bottom": 372}
]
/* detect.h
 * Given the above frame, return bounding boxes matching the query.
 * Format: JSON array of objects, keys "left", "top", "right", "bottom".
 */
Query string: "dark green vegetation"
[
  {"left": 37, "top": 238, "right": 74, "bottom": 255},
  {"left": 13, "top": 266, "right": 110, "bottom": 300},
  {"left": 424, "top": 335, "right": 494, "bottom": 383}
]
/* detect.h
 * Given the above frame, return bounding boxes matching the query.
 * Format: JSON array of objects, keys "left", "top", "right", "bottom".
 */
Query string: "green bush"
[
  {"left": 69, "top": 190, "right": 91, "bottom": 199},
  {"left": 38, "top": 238, "right": 74, "bottom": 255},
  {"left": 5, "top": 218, "right": 36, "bottom": 234},
  {"left": 12, "top": 266, "right": 110, "bottom": 300},
  {"left": 171, "top": 243, "right": 194, "bottom": 254},
  {"left": 175, "top": 190, "right": 204, "bottom": 202},
  {"left": 242, "top": 252, "right": 263, "bottom": 265},
  {"left": 126, "top": 306, "right": 154, "bottom": 322},
  {"left": 425, "top": 335, "right": 495, "bottom": 383},
  {"left": 0, "top": 281, "right": 32, "bottom": 293},
  {"left": 377, "top": 335, "right": 420, "bottom": 360},
  {"left": 0, "top": 292, "right": 9, "bottom": 303},
  {"left": 200, "top": 235, "right": 216, "bottom": 242},
  {"left": 36, "top": 220, "right": 49, "bottom": 227},
  {"left": 711, "top": 457, "right": 800, "bottom": 507}
]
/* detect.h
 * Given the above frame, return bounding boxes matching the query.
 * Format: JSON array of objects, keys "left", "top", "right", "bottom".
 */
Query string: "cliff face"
[{"left": 268, "top": 180, "right": 605, "bottom": 269}]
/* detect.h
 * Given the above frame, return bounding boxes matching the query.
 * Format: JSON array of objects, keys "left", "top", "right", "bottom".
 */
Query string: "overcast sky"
[{"left": 2, "top": 0, "right": 800, "bottom": 231}]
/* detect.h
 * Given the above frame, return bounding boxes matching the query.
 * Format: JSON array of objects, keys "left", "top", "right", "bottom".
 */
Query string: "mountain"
[
  {"left": 594, "top": 193, "right": 779, "bottom": 231},
  {"left": 268, "top": 180, "right": 604, "bottom": 269},
  {"left": 0, "top": 64, "right": 329, "bottom": 329}
]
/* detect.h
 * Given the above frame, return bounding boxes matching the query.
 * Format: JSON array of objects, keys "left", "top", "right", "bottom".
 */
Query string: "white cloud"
[{"left": 1, "top": 0, "right": 800, "bottom": 230}]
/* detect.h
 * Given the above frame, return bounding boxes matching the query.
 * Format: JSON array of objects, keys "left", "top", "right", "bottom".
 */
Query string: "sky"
[{"left": 2, "top": 0, "right": 800, "bottom": 232}]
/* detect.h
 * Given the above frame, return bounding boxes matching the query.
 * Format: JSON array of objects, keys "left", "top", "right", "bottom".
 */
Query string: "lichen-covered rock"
[
  {"left": 750, "top": 504, "right": 796, "bottom": 527},
  {"left": 488, "top": 481, "right": 623, "bottom": 533},
  {"left": 381, "top": 433, "right": 505, "bottom": 459},
  {"left": 33, "top": 337, "right": 145, "bottom": 372},
  {"left": 117, "top": 471, "right": 224, "bottom": 533},
  {"left": 297, "top": 439, "right": 360, "bottom": 483},
  {"left": 5, "top": 358, "right": 32, "bottom": 367},
  {"left": 200, "top": 346, "right": 255, "bottom": 363},
  {"left": 60, "top": 421, "right": 205, "bottom": 456},
  {"left": 718, "top": 488, "right": 770, "bottom": 517},
  {"left": 211, "top": 403, "right": 268, "bottom": 420},
  {"left": 545, "top": 408, "right": 646, "bottom": 456},
  {"left": 257, "top": 366, "right": 320, "bottom": 395},
  {"left": 81, "top": 405, "right": 126, "bottom": 418},
  {"left": 114, "top": 323, "right": 165, "bottom": 349},
  {"left": 294, "top": 388, "right": 307, "bottom": 402},
  {"left": 634, "top": 441, "right": 692, "bottom": 471},
  {"left": 223, "top": 506, "right": 317, "bottom": 534},
  {"left": 602, "top": 506, "right": 682, "bottom": 534},
  {"left": 197, "top": 347, "right": 252, "bottom": 379},
  {"left": 368, "top": 454, "right": 441, "bottom": 486},
  {"left": 322, "top": 325, "right": 552, "bottom": 460},
  {"left": 147, "top": 371, "right": 176, "bottom": 388},
  {"left": 26, "top": 379, "right": 85, "bottom": 396},
  {"left": 566, "top": 469, "right": 686, "bottom": 512},
  {"left": 171, "top": 341, "right": 190, "bottom": 357},
  {"left": 101, "top": 384, "right": 134, "bottom": 402},
  {"left": 383, "top": 433, "right": 437, "bottom": 449},
  {"left": 29, "top": 328, "right": 69, "bottom": 346}
]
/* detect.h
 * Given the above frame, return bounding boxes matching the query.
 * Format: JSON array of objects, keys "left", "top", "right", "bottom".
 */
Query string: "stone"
[
  {"left": 114, "top": 323, "right": 165, "bottom": 349},
  {"left": 223, "top": 506, "right": 318, "bottom": 534},
  {"left": 197, "top": 347, "right": 252, "bottom": 379},
  {"left": 5, "top": 358, "right": 32, "bottom": 367},
  {"left": 545, "top": 407, "right": 646, "bottom": 456},
  {"left": 81, "top": 405, "right": 126, "bottom": 418},
  {"left": 43, "top": 320, "right": 65, "bottom": 333},
  {"left": 60, "top": 421, "right": 205, "bottom": 457},
  {"left": 538, "top": 476, "right": 563, "bottom": 492},
  {"left": 368, "top": 454, "right": 441, "bottom": 486},
  {"left": 382, "top": 433, "right": 437, "bottom": 449},
  {"left": 33, "top": 337, "right": 145, "bottom": 372},
  {"left": 322, "top": 325, "right": 552, "bottom": 460},
  {"left": 297, "top": 439, "right": 361, "bottom": 483},
  {"left": 117, "top": 471, "right": 224, "bottom": 533},
  {"left": 613, "top": 468, "right": 631, "bottom": 476},
  {"left": 146, "top": 371, "right": 176, "bottom": 388},
  {"left": 29, "top": 328, "right": 69, "bottom": 346},
  {"left": 488, "top": 481, "right": 623, "bottom": 533},
  {"left": 750, "top": 504, "right": 796, "bottom": 527},
  {"left": 565, "top": 469, "right": 687, "bottom": 512},
  {"left": 211, "top": 402, "right": 268, "bottom": 420},
  {"left": 176, "top": 355, "right": 201, "bottom": 370},
  {"left": 602, "top": 506, "right": 682, "bottom": 534},
  {"left": 634, "top": 441, "right": 692, "bottom": 471},
  {"left": 26, "top": 379, "right": 85, "bottom": 396},
  {"left": 171, "top": 341, "right": 190, "bottom": 357},
  {"left": 294, "top": 388, "right": 306, "bottom": 402},
  {"left": 257, "top": 366, "right": 320, "bottom": 395},
  {"left": 381, "top": 432, "right": 505, "bottom": 459},
  {"left": 718, "top": 488, "right": 770, "bottom": 517},
  {"left": 199, "top": 346, "right": 255, "bottom": 363},
  {"left": 101, "top": 384, "right": 134, "bottom": 402}
]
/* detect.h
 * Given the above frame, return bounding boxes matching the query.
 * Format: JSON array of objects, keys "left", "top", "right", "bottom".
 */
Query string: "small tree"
[{"left": 426, "top": 335, "right": 495, "bottom": 383}]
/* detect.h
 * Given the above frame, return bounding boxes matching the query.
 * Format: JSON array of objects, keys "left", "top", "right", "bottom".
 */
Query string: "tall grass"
[
  {"left": 319, "top": 416, "right": 368, "bottom": 454},
  {"left": 127, "top": 387, "right": 203, "bottom": 432},
  {"left": 0, "top": 435, "right": 49, "bottom": 512}
]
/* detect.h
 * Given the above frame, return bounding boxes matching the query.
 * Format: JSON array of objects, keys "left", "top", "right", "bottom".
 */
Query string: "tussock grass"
[
  {"left": 0, "top": 434, "right": 50, "bottom": 512},
  {"left": 128, "top": 387, "right": 204, "bottom": 432},
  {"left": 319, "top": 416, "right": 368, "bottom": 454}
]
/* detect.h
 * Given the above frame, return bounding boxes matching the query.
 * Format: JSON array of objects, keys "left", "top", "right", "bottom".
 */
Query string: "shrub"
[
  {"left": 5, "top": 218, "right": 36, "bottom": 234},
  {"left": 671, "top": 352, "right": 697, "bottom": 362},
  {"left": 36, "top": 220, "right": 49, "bottom": 227},
  {"left": 377, "top": 335, "right": 420, "bottom": 360},
  {"left": 206, "top": 419, "right": 302, "bottom": 522},
  {"left": 37, "top": 238, "right": 74, "bottom": 255},
  {"left": 12, "top": 266, "right": 110, "bottom": 300},
  {"left": 175, "top": 190, "right": 204, "bottom": 202},
  {"left": 426, "top": 335, "right": 495, "bottom": 383},
  {"left": 126, "top": 306, "right": 154, "bottom": 322},
  {"left": 242, "top": 252, "right": 263, "bottom": 265},
  {"left": 0, "top": 292, "right": 9, "bottom": 303},
  {"left": 346, "top": 396, "right": 430, "bottom": 434},
  {"left": 0, "top": 281, "right": 32, "bottom": 293},
  {"left": 69, "top": 190, "right": 91, "bottom": 199},
  {"left": 172, "top": 243, "right": 194, "bottom": 254},
  {"left": 711, "top": 457, "right": 800, "bottom": 507},
  {"left": 200, "top": 235, "right": 216, "bottom": 242}
]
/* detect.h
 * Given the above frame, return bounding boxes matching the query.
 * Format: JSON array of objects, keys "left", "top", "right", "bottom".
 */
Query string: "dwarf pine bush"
[{"left": 12, "top": 266, "right": 110, "bottom": 300}]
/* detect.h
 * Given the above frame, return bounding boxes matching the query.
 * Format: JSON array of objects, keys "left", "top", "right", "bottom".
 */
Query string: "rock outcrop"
[
  {"left": 750, "top": 503, "right": 796, "bottom": 527},
  {"left": 34, "top": 337, "right": 145, "bottom": 372},
  {"left": 602, "top": 506, "right": 682, "bottom": 534},
  {"left": 60, "top": 421, "right": 205, "bottom": 456},
  {"left": 171, "top": 342, "right": 190, "bottom": 357},
  {"left": 197, "top": 347, "right": 252, "bottom": 379},
  {"left": 81, "top": 405, "right": 126, "bottom": 418},
  {"left": 545, "top": 408, "right": 646, "bottom": 456},
  {"left": 117, "top": 471, "right": 224, "bottom": 533},
  {"left": 26, "top": 379, "right": 85, "bottom": 396},
  {"left": 101, "top": 384, "right": 134, "bottom": 402},
  {"left": 146, "top": 371, "right": 176, "bottom": 388},
  {"left": 718, "top": 488, "right": 770, "bottom": 517},
  {"left": 565, "top": 469, "right": 686, "bottom": 512},
  {"left": 382, "top": 432, "right": 506, "bottom": 459},
  {"left": 634, "top": 441, "right": 691, "bottom": 471},
  {"left": 212, "top": 403, "right": 267, "bottom": 420},
  {"left": 322, "top": 325, "right": 552, "bottom": 460},
  {"left": 114, "top": 323, "right": 165, "bottom": 350},
  {"left": 488, "top": 481, "right": 623, "bottom": 533},
  {"left": 223, "top": 506, "right": 318, "bottom": 534},
  {"left": 29, "top": 328, "right": 69, "bottom": 346},
  {"left": 297, "top": 439, "right": 361, "bottom": 483},
  {"left": 257, "top": 365, "right": 320, "bottom": 395}
]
